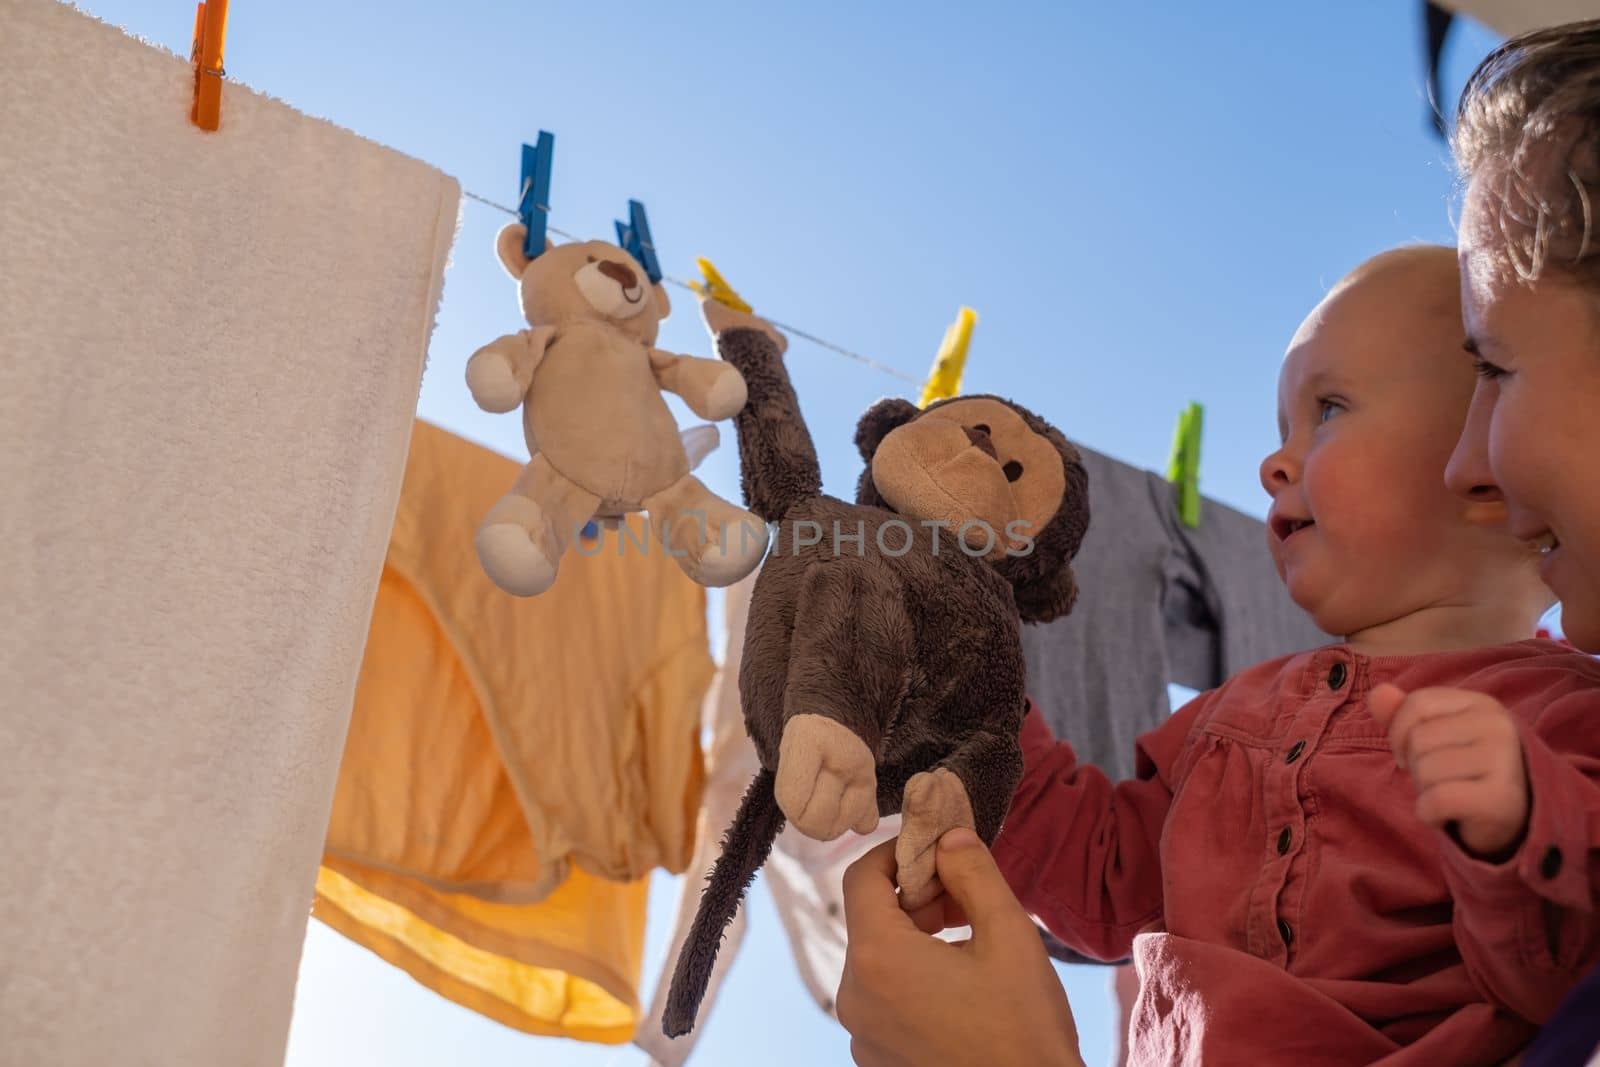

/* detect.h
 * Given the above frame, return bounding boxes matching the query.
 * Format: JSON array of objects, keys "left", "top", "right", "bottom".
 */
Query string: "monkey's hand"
[
  {"left": 699, "top": 296, "right": 788, "bottom": 356},
  {"left": 776, "top": 714, "right": 880, "bottom": 840},
  {"left": 896, "top": 767, "right": 977, "bottom": 911}
]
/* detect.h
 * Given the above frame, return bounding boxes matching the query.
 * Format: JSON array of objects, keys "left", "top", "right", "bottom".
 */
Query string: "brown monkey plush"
[{"left": 661, "top": 302, "right": 1089, "bottom": 1038}]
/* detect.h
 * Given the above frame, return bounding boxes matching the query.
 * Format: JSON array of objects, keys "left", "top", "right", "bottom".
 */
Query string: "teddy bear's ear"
[
  {"left": 495, "top": 225, "right": 554, "bottom": 279},
  {"left": 495, "top": 223, "right": 532, "bottom": 278},
  {"left": 853, "top": 398, "right": 921, "bottom": 462}
]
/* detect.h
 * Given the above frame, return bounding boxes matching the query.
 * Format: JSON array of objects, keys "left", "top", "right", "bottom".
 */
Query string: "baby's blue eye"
[{"left": 1318, "top": 400, "right": 1342, "bottom": 423}]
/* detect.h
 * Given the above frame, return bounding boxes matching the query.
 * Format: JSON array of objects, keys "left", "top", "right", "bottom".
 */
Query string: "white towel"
[{"left": 0, "top": 3, "right": 459, "bottom": 1065}]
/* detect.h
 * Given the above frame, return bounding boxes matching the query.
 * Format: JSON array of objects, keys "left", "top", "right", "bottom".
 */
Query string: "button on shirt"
[{"left": 993, "top": 640, "right": 1600, "bottom": 1066}]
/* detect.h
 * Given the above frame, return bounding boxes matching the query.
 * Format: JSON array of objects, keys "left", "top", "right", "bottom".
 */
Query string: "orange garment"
[{"left": 314, "top": 419, "right": 715, "bottom": 1043}]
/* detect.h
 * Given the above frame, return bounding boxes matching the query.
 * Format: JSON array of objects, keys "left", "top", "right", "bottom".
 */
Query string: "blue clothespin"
[
  {"left": 519, "top": 130, "right": 555, "bottom": 260},
  {"left": 614, "top": 199, "right": 663, "bottom": 284}
]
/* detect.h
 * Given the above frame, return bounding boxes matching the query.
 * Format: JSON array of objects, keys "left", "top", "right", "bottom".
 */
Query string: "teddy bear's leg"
[
  {"left": 774, "top": 561, "right": 913, "bottom": 841},
  {"left": 476, "top": 454, "right": 600, "bottom": 596},
  {"left": 641, "top": 474, "right": 769, "bottom": 587},
  {"left": 895, "top": 727, "right": 1023, "bottom": 910}
]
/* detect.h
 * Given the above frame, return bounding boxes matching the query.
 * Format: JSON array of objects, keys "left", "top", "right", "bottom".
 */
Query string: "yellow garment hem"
[{"left": 312, "top": 865, "right": 640, "bottom": 1044}]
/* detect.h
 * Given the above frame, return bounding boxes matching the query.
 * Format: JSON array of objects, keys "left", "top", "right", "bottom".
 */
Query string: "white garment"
[{"left": 0, "top": 4, "right": 458, "bottom": 1065}]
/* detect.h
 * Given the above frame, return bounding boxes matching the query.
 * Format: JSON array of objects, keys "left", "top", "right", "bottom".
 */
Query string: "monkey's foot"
[
  {"left": 775, "top": 713, "right": 879, "bottom": 841},
  {"left": 476, "top": 495, "right": 560, "bottom": 597},
  {"left": 896, "top": 768, "right": 976, "bottom": 910}
]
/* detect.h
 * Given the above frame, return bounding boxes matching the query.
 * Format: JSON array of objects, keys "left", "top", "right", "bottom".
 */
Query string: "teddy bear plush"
[
  {"left": 465, "top": 224, "right": 770, "bottom": 596},
  {"left": 660, "top": 299, "right": 1090, "bottom": 1038}
]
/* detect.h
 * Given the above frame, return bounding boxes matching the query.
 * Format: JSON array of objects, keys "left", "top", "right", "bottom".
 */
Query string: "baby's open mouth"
[{"left": 1271, "top": 515, "right": 1315, "bottom": 542}]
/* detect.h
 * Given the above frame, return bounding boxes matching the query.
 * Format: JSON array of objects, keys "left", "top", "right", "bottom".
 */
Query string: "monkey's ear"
[
  {"left": 1012, "top": 565, "right": 1079, "bottom": 624},
  {"left": 854, "top": 398, "right": 921, "bottom": 461}
]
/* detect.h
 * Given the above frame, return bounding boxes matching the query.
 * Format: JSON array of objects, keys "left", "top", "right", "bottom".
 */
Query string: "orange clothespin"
[{"left": 190, "top": 0, "right": 230, "bottom": 131}]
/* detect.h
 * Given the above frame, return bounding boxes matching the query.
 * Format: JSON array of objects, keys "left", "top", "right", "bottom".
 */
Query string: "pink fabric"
[{"left": 995, "top": 639, "right": 1600, "bottom": 1066}]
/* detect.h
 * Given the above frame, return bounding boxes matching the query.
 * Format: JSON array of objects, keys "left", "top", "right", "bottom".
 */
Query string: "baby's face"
[{"left": 1259, "top": 252, "right": 1502, "bottom": 635}]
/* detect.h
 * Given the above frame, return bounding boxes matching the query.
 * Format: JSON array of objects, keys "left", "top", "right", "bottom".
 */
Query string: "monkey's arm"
[
  {"left": 647, "top": 348, "right": 748, "bottom": 421},
  {"left": 773, "top": 560, "right": 914, "bottom": 840},
  {"left": 465, "top": 326, "right": 555, "bottom": 413},
  {"left": 710, "top": 326, "right": 823, "bottom": 523}
]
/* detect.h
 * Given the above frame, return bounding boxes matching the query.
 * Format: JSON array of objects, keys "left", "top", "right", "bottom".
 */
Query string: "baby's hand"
[{"left": 1369, "top": 684, "right": 1530, "bottom": 860}]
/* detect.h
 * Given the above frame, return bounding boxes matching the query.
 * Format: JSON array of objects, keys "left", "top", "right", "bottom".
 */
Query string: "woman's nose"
[{"left": 1446, "top": 384, "right": 1503, "bottom": 504}]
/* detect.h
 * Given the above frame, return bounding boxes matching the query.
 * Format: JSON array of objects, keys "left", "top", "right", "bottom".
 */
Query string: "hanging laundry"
[
  {"left": 315, "top": 418, "right": 715, "bottom": 1042},
  {"left": 0, "top": 3, "right": 458, "bottom": 1065}
]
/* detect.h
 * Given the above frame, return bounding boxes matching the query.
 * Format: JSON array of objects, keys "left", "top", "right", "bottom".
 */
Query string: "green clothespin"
[{"left": 1167, "top": 402, "right": 1204, "bottom": 528}]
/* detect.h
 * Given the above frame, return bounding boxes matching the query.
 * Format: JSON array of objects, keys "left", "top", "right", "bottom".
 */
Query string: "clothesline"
[{"left": 461, "top": 189, "right": 923, "bottom": 386}]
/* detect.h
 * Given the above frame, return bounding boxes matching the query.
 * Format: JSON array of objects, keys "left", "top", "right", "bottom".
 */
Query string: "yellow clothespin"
[
  {"left": 690, "top": 257, "right": 753, "bottom": 313},
  {"left": 918, "top": 306, "right": 977, "bottom": 408},
  {"left": 190, "top": 0, "right": 230, "bottom": 131}
]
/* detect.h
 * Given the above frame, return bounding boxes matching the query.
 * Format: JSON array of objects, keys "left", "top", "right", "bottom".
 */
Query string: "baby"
[{"left": 989, "top": 245, "right": 1600, "bottom": 1064}]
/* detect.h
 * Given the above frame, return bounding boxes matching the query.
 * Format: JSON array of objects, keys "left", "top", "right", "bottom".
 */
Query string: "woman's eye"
[{"left": 1472, "top": 355, "right": 1508, "bottom": 380}]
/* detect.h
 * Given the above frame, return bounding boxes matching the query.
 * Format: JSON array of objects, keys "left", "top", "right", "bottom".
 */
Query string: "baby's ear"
[
  {"left": 854, "top": 398, "right": 920, "bottom": 462},
  {"left": 495, "top": 223, "right": 537, "bottom": 279}
]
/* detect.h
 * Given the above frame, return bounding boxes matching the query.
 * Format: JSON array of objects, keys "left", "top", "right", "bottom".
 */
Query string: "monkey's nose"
[
  {"left": 964, "top": 425, "right": 998, "bottom": 460},
  {"left": 598, "top": 259, "right": 639, "bottom": 290}
]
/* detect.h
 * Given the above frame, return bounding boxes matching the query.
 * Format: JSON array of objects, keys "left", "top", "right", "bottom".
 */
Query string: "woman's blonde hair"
[{"left": 1454, "top": 19, "right": 1600, "bottom": 282}]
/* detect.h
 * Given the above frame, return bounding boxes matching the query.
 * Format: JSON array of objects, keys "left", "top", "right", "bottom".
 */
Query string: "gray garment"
[{"left": 1020, "top": 445, "right": 1330, "bottom": 964}]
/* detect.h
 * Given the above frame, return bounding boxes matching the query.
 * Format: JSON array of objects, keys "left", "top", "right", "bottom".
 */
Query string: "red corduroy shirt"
[{"left": 994, "top": 639, "right": 1600, "bottom": 1066}]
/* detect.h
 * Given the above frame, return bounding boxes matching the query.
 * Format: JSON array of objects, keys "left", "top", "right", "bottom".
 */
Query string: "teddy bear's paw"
[
  {"left": 701, "top": 365, "right": 749, "bottom": 421},
  {"left": 895, "top": 768, "right": 976, "bottom": 911},
  {"left": 476, "top": 497, "right": 559, "bottom": 596},
  {"left": 682, "top": 511, "right": 768, "bottom": 587},
  {"left": 465, "top": 348, "right": 524, "bottom": 414},
  {"left": 775, "top": 714, "right": 879, "bottom": 841}
]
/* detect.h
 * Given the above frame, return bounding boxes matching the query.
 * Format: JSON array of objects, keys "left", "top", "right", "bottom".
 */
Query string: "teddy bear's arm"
[
  {"left": 648, "top": 349, "right": 749, "bottom": 422},
  {"left": 465, "top": 326, "right": 554, "bottom": 413}
]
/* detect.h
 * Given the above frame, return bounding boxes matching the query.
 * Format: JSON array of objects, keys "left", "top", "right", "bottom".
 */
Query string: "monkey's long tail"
[{"left": 662, "top": 768, "right": 785, "bottom": 1038}]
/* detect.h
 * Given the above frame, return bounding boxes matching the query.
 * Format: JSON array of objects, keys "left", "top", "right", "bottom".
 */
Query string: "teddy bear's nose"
[
  {"left": 964, "top": 425, "right": 998, "bottom": 460},
  {"left": 597, "top": 259, "right": 639, "bottom": 290}
]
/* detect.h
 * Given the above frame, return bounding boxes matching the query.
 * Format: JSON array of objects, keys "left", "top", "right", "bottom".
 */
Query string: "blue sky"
[{"left": 81, "top": 2, "right": 1506, "bottom": 1064}]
